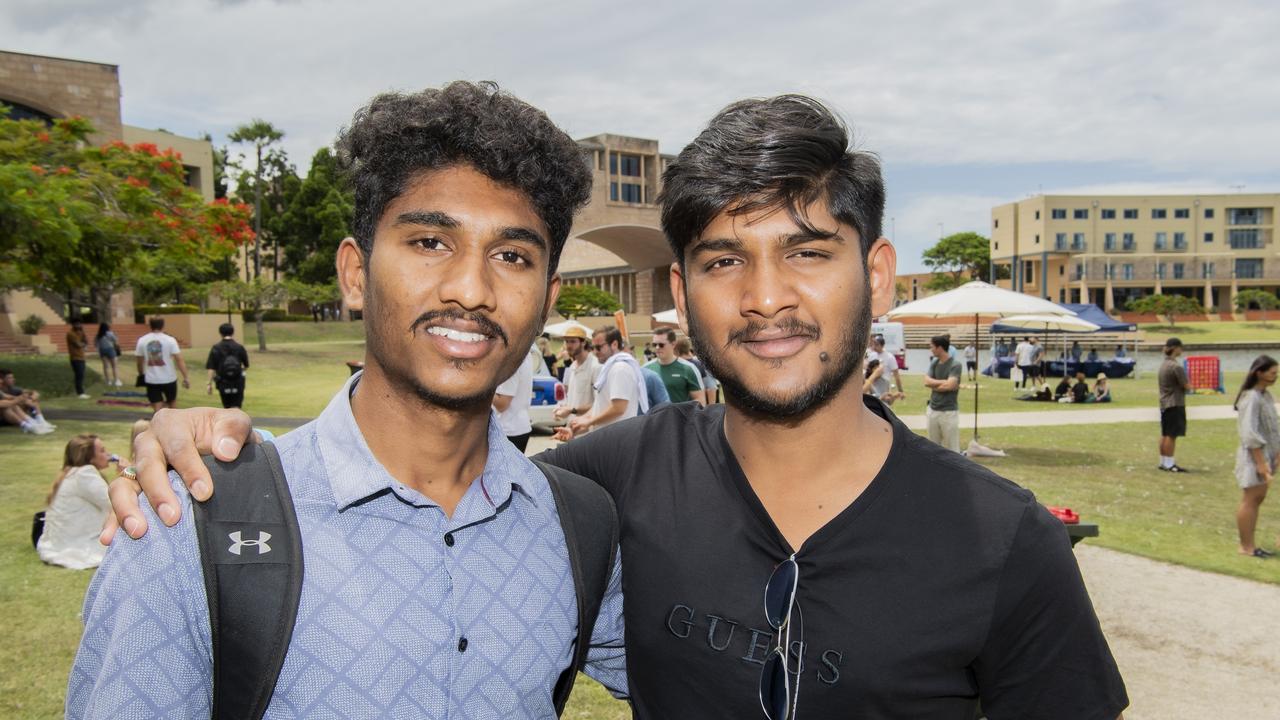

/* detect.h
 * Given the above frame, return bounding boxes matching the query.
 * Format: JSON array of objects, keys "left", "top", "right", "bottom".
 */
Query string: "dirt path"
[{"left": 1075, "top": 544, "right": 1280, "bottom": 719}]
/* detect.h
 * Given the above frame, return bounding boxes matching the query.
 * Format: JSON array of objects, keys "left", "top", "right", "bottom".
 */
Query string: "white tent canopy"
[
  {"left": 993, "top": 314, "right": 1099, "bottom": 332},
  {"left": 651, "top": 308, "right": 680, "bottom": 326}
]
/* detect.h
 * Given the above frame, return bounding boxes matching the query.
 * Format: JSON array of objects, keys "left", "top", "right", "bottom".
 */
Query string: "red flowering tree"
[{"left": 0, "top": 109, "right": 254, "bottom": 319}]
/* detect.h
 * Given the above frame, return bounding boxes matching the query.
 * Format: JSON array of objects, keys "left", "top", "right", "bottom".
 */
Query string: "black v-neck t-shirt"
[{"left": 538, "top": 398, "right": 1127, "bottom": 719}]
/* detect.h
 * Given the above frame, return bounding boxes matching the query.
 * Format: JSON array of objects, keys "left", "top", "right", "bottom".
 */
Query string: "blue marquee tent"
[{"left": 991, "top": 303, "right": 1135, "bottom": 334}]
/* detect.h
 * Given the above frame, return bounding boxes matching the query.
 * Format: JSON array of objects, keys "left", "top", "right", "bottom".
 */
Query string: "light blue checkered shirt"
[{"left": 68, "top": 374, "right": 627, "bottom": 718}]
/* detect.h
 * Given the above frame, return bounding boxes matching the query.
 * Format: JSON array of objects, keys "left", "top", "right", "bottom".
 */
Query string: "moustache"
[
  {"left": 409, "top": 309, "right": 509, "bottom": 347},
  {"left": 725, "top": 317, "right": 821, "bottom": 347}
]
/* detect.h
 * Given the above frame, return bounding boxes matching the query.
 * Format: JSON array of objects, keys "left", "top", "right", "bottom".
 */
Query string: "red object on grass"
[{"left": 1045, "top": 506, "right": 1080, "bottom": 524}]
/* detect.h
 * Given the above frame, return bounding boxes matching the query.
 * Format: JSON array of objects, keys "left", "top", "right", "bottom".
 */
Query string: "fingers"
[
  {"left": 106, "top": 471, "right": 147, "bottom": 539},
  {"left": 132, "top": 425, "right": 184, "bottom": 527},
  {"left": 208, "top": 408, "right": 255, "bottom": 462},
  {"left": 98, "top": 508, "right": 120, "bottom": 546}
]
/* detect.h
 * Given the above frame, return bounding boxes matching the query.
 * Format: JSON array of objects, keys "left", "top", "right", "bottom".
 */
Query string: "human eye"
[
  {"left": 493, "top": 248, "right": 532, "bottom": 267},
  {"left": 409, "top": 235, "right": 448, "bottom": 252},
  {"left": 702, "top": 256, "right": 742, "bottom": 273},
  {"left": 789, "top": 248, "right": 830, "bottom": 261}
]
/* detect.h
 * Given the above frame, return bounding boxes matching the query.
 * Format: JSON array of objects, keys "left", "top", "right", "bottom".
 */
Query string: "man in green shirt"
[
  {"left": 643, "top": 328, "right": 705, "bottom": 405},
  {"left": 922, "top": 334, "right": 962, "bottom": 452}
]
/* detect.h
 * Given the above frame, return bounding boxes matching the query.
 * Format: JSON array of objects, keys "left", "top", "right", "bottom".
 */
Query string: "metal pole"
[{"left": 973, "top": 312, "right": 980, "bottom": 440}]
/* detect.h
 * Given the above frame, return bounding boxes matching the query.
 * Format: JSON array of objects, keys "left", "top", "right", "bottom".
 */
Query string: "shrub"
[
  {"left": 241, "top": 308, "right": 299, "bottom": 322},
  {"left": 17, "top": 314, "right": 46, "bottom": 335},
  {"left": 134, "top": 304, "right": 202, "bottom": 322}
]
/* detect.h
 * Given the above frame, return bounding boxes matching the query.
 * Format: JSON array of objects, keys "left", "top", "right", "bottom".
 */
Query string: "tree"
[
  {"left": 555, "top": 284, "right": 622, "bottom": 318},
  {"left": 212, "top": 278, "right": 289, "bottom": 351},
  {"left": 0, "top": 109, "right": 253, "bottom": 320},
  {"left": 228, "top": 119, "right": 284, "bottom": 280},
  {"left": 276, "top": 148, "right": 353, "bottom": 285},
  {"left": 1125, "top": 294, "right": 1206, "bottom": 327},
  {"left": 285, "top": 279, "right": 343, "bottom": 321},
  {"left": 922, "top": 232, "right": 996, "bottom": 290},
  {"left": 1234, "top": 289, "right": 1280, "bottom": 325}
]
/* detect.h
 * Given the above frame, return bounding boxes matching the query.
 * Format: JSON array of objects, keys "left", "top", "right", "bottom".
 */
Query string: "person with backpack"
[
  {"left": 204, "top": 323, "right": 250, "bottom": 409},
  {"left": 68, "top": 82, "right": 625, "bottom": 719}
]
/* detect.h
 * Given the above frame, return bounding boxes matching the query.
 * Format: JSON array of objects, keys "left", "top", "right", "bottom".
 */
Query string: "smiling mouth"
[{"left": 425, "top": 326, "right": 489, "bottom": 343}]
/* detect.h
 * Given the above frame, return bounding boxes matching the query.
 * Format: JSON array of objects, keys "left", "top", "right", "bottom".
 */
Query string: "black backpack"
[
  {"left": 217, "top": 347, "right": 243, "bottom": 384},
  {"left": 193, "top": 443, "right": 620, "bottom": 720}
]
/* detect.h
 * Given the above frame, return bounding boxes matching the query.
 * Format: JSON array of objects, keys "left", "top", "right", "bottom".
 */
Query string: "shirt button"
[
  {"left": 444, "top": 532, "right": 455, "bottom": 547},
  {"left": 458, "top": 637, "right": 468, "bottom": 653}
]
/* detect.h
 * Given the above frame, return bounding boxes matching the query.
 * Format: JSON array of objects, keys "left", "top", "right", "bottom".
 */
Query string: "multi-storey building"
[
  {"left": 556, "top": 134, "right": 676, "bottom": 315},
  {"left": 990, "top": 193, "right": 1280, "bottom": 311}
]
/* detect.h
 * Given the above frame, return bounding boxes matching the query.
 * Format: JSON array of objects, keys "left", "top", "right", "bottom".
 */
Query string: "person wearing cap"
[
  {"left": 552, "top": 324, "right": 600, "bottom": 425},
  {"left": 1158, "top": 337, "right": 1192, "bottom": 472}
]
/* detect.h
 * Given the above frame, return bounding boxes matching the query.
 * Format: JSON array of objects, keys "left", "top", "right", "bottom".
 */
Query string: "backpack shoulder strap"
[
  {"left": 531, "top": 459, "right": 619, "bottom": 716},
  {"left": 193, "top": 442, "right": 303, "bottom": 720}
]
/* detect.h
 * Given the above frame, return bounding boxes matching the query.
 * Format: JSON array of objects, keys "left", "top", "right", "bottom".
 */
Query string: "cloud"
[{"left": 886, "top": 193, "right": 1009, "bottom": 274}]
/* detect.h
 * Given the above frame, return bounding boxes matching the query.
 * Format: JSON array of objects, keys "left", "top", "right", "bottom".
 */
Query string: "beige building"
[
  {"left": 1, "top": 50, "right": 216, "bottom": 351},
  {"left": 557, "top": 134, "right": 677, "bottom": 315},
  {"left": 990, "top": 193, "right": 1280, "bottom": 311}
]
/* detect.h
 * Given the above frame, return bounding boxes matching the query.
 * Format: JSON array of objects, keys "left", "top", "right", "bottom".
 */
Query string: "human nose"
[
  {"left": 739, "top": 258, "right": 800, "bottom": 319},
  {"left": 436, "top": 245, "right": 498, "bottom": 312}
]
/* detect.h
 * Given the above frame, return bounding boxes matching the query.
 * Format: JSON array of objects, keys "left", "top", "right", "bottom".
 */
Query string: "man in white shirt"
[
  {"left": 1013, "top": 336, "right": 1035, "bottom": 389},
  {"left": 563, "top": 325, "right": 645, "bottom": 437},
  {"left": 135, "top": 317, "right": 189, "bottom": 413},
  {"left": 865, "top": 334, "right": 903, "bottom": 404},
  {"left": 492, "top": 345, "right": 536, "bottom": 452},
  {"left": 553, "top": 325, "right": 600, "bottom": 424}
]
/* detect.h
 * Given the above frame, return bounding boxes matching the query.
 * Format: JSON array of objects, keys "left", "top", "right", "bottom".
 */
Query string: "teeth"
[{"left": 427, "top": 326, "right": 487, "bottom": 343}]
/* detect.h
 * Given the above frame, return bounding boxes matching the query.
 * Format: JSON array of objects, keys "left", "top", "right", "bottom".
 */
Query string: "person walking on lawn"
[
  {"left": 1233, "top": 355, "right": 1280, "bottom": 558},
  {"left": 66, "top": 319, "right": 89, "bottom": 399}
]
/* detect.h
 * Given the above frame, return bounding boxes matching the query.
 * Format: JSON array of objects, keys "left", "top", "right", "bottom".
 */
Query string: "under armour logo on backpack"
[{"left": 228, "top": 530, "right": 272, "bottom": 555}]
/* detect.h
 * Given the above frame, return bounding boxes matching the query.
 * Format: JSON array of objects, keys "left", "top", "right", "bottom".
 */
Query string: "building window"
[
  {"left": 1060, "top": 265, "right": 1066, "bottom": 276},
  {"left": 1156, "top": 263, "right": 1165, "bottom": 280},
  {"left": 1034, "top": 234, "right": 1040, "bottom": 244},
  {"left": 1154, "top": 232, "right": 1168, "bottom": 250},
  {"left": 994, "top": 241, "right": 999, "bottom": 250},
  {"left": 1024, "top": 261, "right": 1035, "bottom": 284},
  {"left": 1072, "top": 232, "right": 1086, "bottom": 250},
  {"left": 1035, "top": 210, "right": 1041, "bottom": 220},
  {"left": 1202, "top": 262, "right": 1215, "bottom": 279},
  {"left": 1104, "top": 264, "right": 1114, "bottom": 280},
  {"left": 1104, "top": 232, "right": 1117, "bottom": 251},
  {"left": 609, "top": 154, "right": 616, "bottom": 175},
  {"left": 619, "top": 183, "right": 643, "bottom": 203},
  {"left": 1122, "top": 232, "right": 1135, "bottom": 250},
  {"left": 1174, "top": 208, "right": 1190, "bottom": 219},
  {"left": 1055, "top": 232, "right": 1067, "bottom": 250},
  {"left": 618, "top": 154, "right": 642, "bottom": 177},
  {"left": 1235, "top": 258, "right": 1264, "bottom": 279},
  {"left": 609, "top": 182, "right": 618, "bottom": 201},
  {"left": 1152, "top": 209, "right": 1167, "bottom": 219},
  {"left": 1228, "top": 208, "right": 1263, "bottom": 225},
  {"left": 1204, "top": 208, "right": 1215, "bottom": 219},
  {"left": 993, "top": 218, "right": 999, "bottom": 229},
  {"left": 1101, "top": 209, "right": 1116, "bottom": 219},
  {"left": 1073, "top": 209, "right": 1088, "bottom": 219},
  {"left": 1173, "top": 232, "right": 1186, "bottom": 250},
  {"left": 1173, "top": 262, "right": 1185, "bottom": 280},
  {"left": 1073, "top": 262, "right": 1082, "bottom": 280},
  {"left": 1051, "top": 209, "right": 1066, "bottom": 220},
  {"left": 1122, "top": 264, "right": 1134, "bottom": 280},
  {"left": 1123, "top": 209, "right": 1138, "bottom": 219},
  {"left": 1229, "top": 229, "right": 1263, "bottom": 249},
  {"left": 1204, "top": 232, "right": 1214, "bottom": 243}
]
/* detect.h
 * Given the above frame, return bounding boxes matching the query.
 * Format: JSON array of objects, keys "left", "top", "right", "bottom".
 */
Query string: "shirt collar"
[{"left": 315, "top": 372, "right": 534, "bottom": 513}]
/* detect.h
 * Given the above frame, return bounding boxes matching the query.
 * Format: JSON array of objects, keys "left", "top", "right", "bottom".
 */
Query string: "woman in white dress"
[
  {"left": 1234, "top": 355, "right": 1280, "bottom": 559},
  {"left": 37, "top": 433, "right": 118, "bottom": 569}
]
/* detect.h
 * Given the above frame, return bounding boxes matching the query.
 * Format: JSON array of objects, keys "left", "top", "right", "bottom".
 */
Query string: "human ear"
[
  {"left": 336, "top": 237, "right": 366, "bottom": 311},
  {"left": 865, "top": 238, "right": 898, "bottom": 317}
]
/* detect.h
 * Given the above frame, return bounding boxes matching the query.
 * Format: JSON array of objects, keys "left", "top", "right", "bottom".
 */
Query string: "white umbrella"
[
  {"left": 542, "top": 319, "right": 593, "bottom": 338},
  {"left": 886, "top": 281, "right": 1075, "bottom": 441},
  {"left": 651, "top": 308, "right": 680, "bottom": 326}
]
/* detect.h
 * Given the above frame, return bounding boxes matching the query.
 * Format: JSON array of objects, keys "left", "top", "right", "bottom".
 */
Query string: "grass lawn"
[
  {"left": 896, "top": 369, "right": 1242, "bottom": 415},
  {"left": 1138, "top": 320, "right": 1280, "bottom": 344}
]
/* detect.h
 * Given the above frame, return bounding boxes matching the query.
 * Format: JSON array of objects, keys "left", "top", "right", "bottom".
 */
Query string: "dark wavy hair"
[
  {"left": 659, "top": 94, "right": 884, "bottom": 266},
  {"left": 335, "top": 81, "right": 591, "bottom": 276},
  {"left": 1235, "top": 354, "right": 1278, "bottom": 410}
]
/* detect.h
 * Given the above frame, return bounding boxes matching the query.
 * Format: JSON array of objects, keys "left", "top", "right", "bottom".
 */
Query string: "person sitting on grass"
[
  {"left": 37, "top": 434, "right": 121, "bottom": 569},
  {"left": 1054, "top": 375, "right": 1072, "bottom": 401},
  {"left": 1070, "top": 372, "right": 1090, "bottom": 404},
  {"left": 1092, "top": 374, "right": 1112, "bottom": 403},
  {"left": 0, "top": 368, "right": 54, "bottom": 434}
]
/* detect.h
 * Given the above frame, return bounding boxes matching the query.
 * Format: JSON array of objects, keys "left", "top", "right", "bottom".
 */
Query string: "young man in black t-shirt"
[
  {"left": 204, "top": 323, "right": 250, "bottom": 408},
  {"left": 112, "top": 96, "right": 1127, "bottom": 719}
]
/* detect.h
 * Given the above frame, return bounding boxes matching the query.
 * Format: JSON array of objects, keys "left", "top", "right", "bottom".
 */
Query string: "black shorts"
[
  {"left": 966, "top": 361, "right": 977, "bottom": 370},
  {"left": 1160, "top": 406, "right": 1187, "bottom": 438},
  {"left": 145, "top": 381, "right": 178, "bottom": 405},
  {"left": 217, "top": 379, "right": 245, "bottom": 409}
]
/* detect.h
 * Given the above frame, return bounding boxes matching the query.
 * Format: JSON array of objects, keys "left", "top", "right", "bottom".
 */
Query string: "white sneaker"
[
  {"left": 34, "top": 423, "right": 55, "bottom": 435},
  {"left": 114, "top": 378, "right": 123, "bottom": 387},
  {"left": 77, "top": 394, "right": 91, "bottom": 399},
  {"left": 37, "top": 418, "right": 56, "bottom": 431}
]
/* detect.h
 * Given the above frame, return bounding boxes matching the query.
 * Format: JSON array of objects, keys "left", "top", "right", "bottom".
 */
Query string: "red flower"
[
  {"left": 36, "top": 131, "right": 51, "bottom": 143},
  {"left": 30, "top": 165, "right": 47, "bottom": 175},
  {"left": 125, "top": 176, "right": 146, "bottom": 188}
]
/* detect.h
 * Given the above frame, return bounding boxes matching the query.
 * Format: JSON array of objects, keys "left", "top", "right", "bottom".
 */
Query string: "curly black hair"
[
  {"left": 335, "top": 81, "right": 592, "bottom": 276},
  {"left": 659, "top": 94, "right": 884, "bottom": 266}
]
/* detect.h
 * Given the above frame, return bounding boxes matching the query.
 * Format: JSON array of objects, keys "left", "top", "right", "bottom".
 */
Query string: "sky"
[{"left": 6, "top": 0, "right": 1280, "bottom": 272}]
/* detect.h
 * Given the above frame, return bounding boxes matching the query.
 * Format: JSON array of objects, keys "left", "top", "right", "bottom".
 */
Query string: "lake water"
[{"left": 902, "top": 347, "right": 1269, "bottom": 375}]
